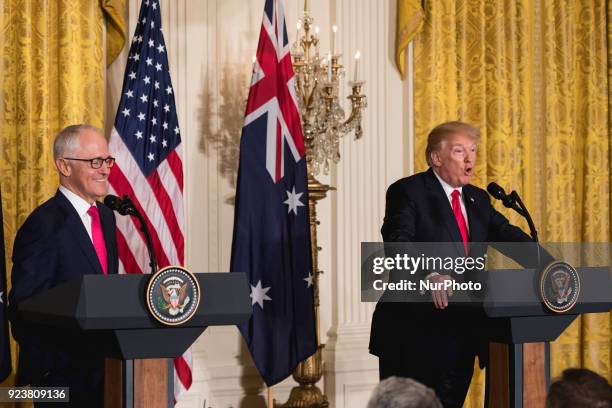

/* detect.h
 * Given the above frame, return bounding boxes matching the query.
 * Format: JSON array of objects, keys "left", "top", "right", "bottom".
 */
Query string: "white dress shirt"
[{"left": 59, "top": 185, "right": 95, "bottom": 242}]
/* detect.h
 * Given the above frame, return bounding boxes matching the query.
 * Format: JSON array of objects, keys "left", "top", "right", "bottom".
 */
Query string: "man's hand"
[{"left": 428, "top": 274, "right": 454, "bottom": 309}]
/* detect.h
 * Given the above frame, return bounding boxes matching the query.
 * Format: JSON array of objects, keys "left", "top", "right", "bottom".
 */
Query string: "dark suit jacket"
[
  {"left": 8, "top": 191, "right": 118, "bottom": 391},
  {"left": 369, "top": 168, "right": 547, "bottom": 361}
]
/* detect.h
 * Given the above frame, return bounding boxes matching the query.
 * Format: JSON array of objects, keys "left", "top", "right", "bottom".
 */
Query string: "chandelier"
[
  {"left": 291, "top": 2, "right": 367, "bottom": 176},
  {"left": 280, "top": 2, "right": 367, "bottom": 408}
]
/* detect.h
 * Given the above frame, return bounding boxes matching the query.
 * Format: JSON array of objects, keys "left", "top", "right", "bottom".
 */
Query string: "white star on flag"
[
  {"left": 250, "top": 280, "right": 272, "bottom": 309},
  {"left": 121, "top": 108, "right": 130, "bottom": 117},
  {"left": 304, "top": 272, "right": 313, "bottom": 288},
  {"left": 284, "top": 187, "right": 305, "bottom": 215}
]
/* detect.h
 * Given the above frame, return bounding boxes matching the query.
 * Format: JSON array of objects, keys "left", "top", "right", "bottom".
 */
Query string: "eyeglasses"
[{"left": 63, "top": 157, "right": 116, "bottom": 169}]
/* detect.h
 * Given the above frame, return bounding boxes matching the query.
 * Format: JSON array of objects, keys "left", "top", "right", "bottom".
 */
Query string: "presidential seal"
[
  {"left": 146, "top": 266, "right": 201, "bottom": 326},
  {"left": 539, "top": 261, "right": 580, "bottom": 313}
]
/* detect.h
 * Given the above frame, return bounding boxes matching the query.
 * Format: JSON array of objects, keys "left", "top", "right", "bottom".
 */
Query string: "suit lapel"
[
  {"left": 55, "top": 191, "right": 104, "bottom": 275},
  {"left": 424, "top": 169, "right": 465, "bottom": 257},
  {"left": 463, "top": 185, "right": 486, "bottom": 244}
]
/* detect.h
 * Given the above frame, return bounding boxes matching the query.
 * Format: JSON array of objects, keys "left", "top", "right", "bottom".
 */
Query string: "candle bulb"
[
  {"left": 314, "top": 26, "right": 320, "bottom": 56},
  {"left": 353, "top": 51, "right": 361, "bottom": 82},
  {"left": 331, "top": 25, "right": 338, "bottom": 55},
  {"left": 296, "top": 20, "right": 301, "bottom": 39}
]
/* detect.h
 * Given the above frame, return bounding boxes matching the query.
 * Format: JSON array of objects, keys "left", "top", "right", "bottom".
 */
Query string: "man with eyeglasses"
[{"left": 9, "top": 124, "right": 119, "bottom": 407}]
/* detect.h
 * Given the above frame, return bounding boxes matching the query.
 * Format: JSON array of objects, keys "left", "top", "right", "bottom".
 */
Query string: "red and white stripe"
[{"left": 108, "top": 127, "right": 192, "bottom": 402}]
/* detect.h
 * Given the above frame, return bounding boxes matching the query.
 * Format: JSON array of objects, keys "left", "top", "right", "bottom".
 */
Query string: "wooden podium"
[
  {"left": 16, "top": 273, "right": 251, "bottom": 408},
  {"left": 480, "top": 267, "right": 611, "bottom": 408}
]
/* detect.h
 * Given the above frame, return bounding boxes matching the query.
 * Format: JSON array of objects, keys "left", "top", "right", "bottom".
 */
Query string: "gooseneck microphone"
[
  {"left": 486, "top": 182, "right": 517, "bottom": 209},
  {"left": 103, "top": 194, "right": 133, "bottom": 216},
  {"left": 487, "top": 182, "right": 541, "bottom": 267},
  {"left": 104, "top": 194, "right": 158, "bottom": 273}
]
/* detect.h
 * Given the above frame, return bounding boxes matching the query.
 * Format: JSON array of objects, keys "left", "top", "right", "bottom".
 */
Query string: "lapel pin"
[{"left": 470, "top": 197, "right": 475, "bottom": 202}]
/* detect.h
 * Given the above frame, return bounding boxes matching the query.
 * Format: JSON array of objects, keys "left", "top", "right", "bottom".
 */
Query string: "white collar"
[
  {"left": 59, "top": 185, "right": 95, "bottom": 217},
  {"left": 432, "top": 169, "right": 463, "bottom": 199}
]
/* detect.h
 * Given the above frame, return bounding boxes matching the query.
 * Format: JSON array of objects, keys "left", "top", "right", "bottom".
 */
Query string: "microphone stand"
[
  {"left": 121, "top": 196, "right": 158, "bottom": 274},
  {"left": 507, "top": 191, "right": 542, "bottom": 269}
]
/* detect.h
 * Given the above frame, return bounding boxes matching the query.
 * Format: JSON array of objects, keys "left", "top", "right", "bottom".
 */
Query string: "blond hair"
[{"left": 425, "top": 121, "right": 480, "bottom": 166}]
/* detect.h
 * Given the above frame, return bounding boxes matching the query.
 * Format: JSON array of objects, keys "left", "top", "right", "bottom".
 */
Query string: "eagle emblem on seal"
[
  {"left": 146, "top": 266, "right": 201, "bottom": 325},
  {"left": 160, "top": 279, "right": 191, "bottom": 316}
]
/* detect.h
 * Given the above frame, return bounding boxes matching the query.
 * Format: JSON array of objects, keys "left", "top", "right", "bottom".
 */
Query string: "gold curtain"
[
  {"left": 412, "top": 0, "right": 610, "bottom": 406},
  {"left": 0, "top": 0, "right": 126, "bottom": 403},
  {"left": 395, "top": 0, "right": 425, "bottom": 79}
]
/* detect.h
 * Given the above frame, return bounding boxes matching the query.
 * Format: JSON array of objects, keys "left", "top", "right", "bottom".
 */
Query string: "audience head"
[
  {"left": 547, "top": 368, "right": 612, "bottom": 408},
  {"left": 367, "top": 376, "right": 442, "bottom": 408}
]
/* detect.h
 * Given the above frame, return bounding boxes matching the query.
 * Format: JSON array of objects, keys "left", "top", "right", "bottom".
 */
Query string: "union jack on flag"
[
  {"left": 108, "top": 0, "right": 191, "bottom": 401},
  {"left": 230, "top": 0, "right": 317, "bottom": 386}
]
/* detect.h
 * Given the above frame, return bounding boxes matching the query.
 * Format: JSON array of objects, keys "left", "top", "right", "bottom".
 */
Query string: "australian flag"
[
  {"left": 230, "top": 0, "right": 317, "bottom": 387},
  {"left": 0, "top": 187, "right": 10, "bottom": 382}
]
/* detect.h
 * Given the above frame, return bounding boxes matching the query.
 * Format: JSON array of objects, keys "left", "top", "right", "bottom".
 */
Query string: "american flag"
[
  {"left": 230, "top": 0, "right": 317, "bottom": 386},
  {"left": 108, "top": 0, "right": 191, "bottom": 401}
]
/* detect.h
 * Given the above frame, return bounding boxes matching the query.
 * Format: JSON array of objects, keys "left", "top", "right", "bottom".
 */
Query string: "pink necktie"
[
  {"left": 88, "top": 205, "right": 108, "bottom": 274},
  {"left": 451, "top": 190, "right": 469, "bottom": 255}
]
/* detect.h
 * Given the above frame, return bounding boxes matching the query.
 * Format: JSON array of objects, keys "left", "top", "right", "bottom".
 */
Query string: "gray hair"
[
  {"left": 367, "top": 377, "right": 442, "bottom": 408},
  {"left": 53, "top": 124, "right": 103, "bottom": 160}
]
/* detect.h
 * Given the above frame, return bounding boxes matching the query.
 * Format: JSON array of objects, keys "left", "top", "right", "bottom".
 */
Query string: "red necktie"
[
  {"left": 451, "top": 190, "right": 469, "bottom": 255},
  {"left": 88, "top": 205, "right": 108, "bottom": 274}
]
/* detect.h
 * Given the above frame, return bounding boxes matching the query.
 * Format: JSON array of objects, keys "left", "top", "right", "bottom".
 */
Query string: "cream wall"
[{"left": 107, "top": 1, "right": 413, "bottom": 407}]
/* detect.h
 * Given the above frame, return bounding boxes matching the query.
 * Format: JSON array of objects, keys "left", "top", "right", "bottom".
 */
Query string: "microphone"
[
  {"left": 103, "top": 194, "right": 158, "bottom": 273},
  {"left": 487, "top": 181, "right": 542, "bottom": 267},
  {"left": 487, "top": 182, "right": 515, "bottom": 208},
  {"left": 103, "top": 194, "right": 132, "bottom": 216}
]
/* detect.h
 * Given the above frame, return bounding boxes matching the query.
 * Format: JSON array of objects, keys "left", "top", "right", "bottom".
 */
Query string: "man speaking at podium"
[
  {"left": 369, "top": 122, "right": 548, "bottom": 408},
  {"left": 9, "top": 124, "right": 118, "bottom": 407}
]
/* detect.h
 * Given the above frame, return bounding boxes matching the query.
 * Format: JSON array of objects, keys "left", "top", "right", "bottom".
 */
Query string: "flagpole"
[{"left": 267, "top": 387, "right": 274, "bottom": 408}]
